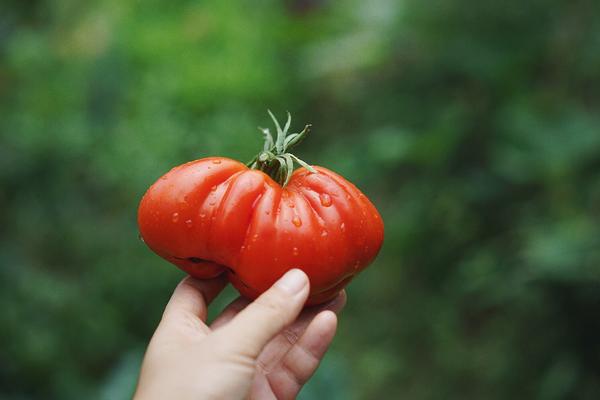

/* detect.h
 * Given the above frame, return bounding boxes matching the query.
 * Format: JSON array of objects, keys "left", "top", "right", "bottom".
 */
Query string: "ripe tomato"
[{"left": 138, "top": 113, "right": 384, "bottom": 305}]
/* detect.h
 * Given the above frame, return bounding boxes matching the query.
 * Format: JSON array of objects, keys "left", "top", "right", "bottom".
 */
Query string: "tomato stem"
[{"left": 247, "top": 111, "right": 317, "bottom": 186}]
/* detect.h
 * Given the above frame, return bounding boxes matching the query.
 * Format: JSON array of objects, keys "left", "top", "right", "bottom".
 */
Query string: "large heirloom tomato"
[{"left": 138, "top": 112, "right": 384, "bottom": 305}]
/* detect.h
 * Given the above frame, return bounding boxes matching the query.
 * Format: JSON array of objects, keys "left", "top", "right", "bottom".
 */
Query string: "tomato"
[{"left": 138, "top": 113, "right": 384, "bottom": 305}]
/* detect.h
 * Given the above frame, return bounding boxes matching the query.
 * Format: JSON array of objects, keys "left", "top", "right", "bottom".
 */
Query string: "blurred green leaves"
[{"left": 1, "top": 0, "right": 600, "bottom": 399}]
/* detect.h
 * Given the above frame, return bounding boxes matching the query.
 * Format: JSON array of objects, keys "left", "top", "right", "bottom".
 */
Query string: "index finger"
[{"left": 162, "top": 274, "right": 228, "bottom": 323}]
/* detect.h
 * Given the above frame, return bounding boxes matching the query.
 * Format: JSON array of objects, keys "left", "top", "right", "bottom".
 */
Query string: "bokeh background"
[{"left": 2, "top": 0, "right": 600, "bottom": 398}]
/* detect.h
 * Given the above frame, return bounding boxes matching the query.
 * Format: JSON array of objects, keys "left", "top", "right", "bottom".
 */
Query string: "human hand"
[{"left": 134, "top": 269, "right": 346, "bottom": 400}]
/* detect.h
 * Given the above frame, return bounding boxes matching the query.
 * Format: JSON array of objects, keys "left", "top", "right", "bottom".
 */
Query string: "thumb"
[{"left": 216, "top": 269, "right": 310, "bottom": 358}]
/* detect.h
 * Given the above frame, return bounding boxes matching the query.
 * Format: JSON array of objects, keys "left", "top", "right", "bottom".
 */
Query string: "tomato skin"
[{"left": 138, "top": 157, "right": 384, "bottom": 305}]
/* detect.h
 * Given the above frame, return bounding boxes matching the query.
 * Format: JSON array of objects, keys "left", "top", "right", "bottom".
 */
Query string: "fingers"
[
  {"left": 162, "top": 274, "right": 228, "bottom": 323},
  {"left": 268, "top": 311, "right": 338, "bottom": 400},
  {"left": 216, "top": 269, "right": 309, "bottom": 359},
  {"left": 255, "top": 290, "right": 346, "bottom": 373},
  {"left": 287, "top": 290, "right": 346, "bottom": 339},
  {"left": 210, "top": 290, "right": 345, "bottom": 331}
]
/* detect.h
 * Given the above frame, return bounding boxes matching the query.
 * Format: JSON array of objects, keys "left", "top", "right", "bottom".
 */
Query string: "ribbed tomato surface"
[{"left": 138, "top": 157, "right": 383, "bottom": 305}]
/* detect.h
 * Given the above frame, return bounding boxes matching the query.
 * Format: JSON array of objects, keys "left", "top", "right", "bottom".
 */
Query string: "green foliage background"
[{"left": 2, "top": 0, "right": 600, "bottom": 398}]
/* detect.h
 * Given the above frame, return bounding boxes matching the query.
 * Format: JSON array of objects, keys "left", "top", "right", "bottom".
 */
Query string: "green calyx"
[{"left": 247, "top": 110, "right": 317, "bottom": 186}]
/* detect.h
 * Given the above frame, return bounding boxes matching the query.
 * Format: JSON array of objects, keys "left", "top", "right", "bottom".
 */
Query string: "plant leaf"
[
  {"left": 283, "top": 154, "right": 294, "bottom": 186},
  {"left": 284, "top": 133, "right": 299, "bottom": 149},
  {"left": 259, "top": 127, "right": 274, "bottom": 152},
  {"left": 283, "top": 111, "right": 291, "bottom": 135},
  {"left": 290, "top": 154, "right": 317, "bottom": 173},
  {"left": 268, "top": 110, "right": 285, "bottom": 153}
]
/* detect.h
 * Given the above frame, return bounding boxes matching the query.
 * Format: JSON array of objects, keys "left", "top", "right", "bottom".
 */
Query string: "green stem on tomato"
[{"left": 247, "top": 111, "right": 317, "bottom": 186}]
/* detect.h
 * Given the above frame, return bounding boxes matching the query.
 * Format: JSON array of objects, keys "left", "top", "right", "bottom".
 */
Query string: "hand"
[{"left": 134, "top": 269, "right": 346, "bottom": 400}]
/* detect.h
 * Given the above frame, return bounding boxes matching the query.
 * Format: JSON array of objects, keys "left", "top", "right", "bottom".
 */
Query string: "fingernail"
[{"left": 275, "top": 269, "right": 308, "bottom": 294}]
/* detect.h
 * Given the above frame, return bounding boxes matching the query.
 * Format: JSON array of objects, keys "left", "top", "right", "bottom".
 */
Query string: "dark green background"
[{"left": 2, "top": 0, "right": 600, "bottom": 399}]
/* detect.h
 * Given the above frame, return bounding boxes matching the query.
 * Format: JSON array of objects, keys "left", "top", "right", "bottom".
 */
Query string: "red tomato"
[{"left": 138, "top": 113, "right": 384, "bottom": 305}]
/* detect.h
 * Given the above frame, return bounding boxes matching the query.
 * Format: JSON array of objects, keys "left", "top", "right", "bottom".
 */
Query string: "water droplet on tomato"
[
  {"left": 210, "top": 185, "right": 217, "bottom": 191},
  {"left": 292, "top": 216, "right": 302, "bottom": 227},
  {"left": 199, "top": 213, "right": 206, "bottom": 219},
  {"left": 252, "top": 233, "right": 259, "bottom": 241},
  {"left": 185, "top": 219, "right": 193, "bottom": 228},
  {"left": 340, "top": 222, "right": 346, "bottom": 231},
  {"left": 265, "top": 210, "right": 271, "bottom": 215},
  {"left": 321, "top": 230, "right": 328, "bottom": 237},
  {"left": 346, "top": 194, "right": 351, "bottom": 200},
  {"left": 353, "top": 260, "right": 361, "bottom": 270},
  {"left": 288, "top": 202, "right": 295, "bottom": 208},
  {"left": 212, "top": 159, "right": 222, "bottom": 164},
  {"left": 172, "top": 212, "right": 179, "bottom": 223},
  {"left": 241, "top": 245, "right": 246, "bottom": 251},
  {"left": 292, "top": 247, "right": 299, "bottom": 256},
  {"left": 209, "top": 200, "right": 216, "bottom": 206},
  {"left": 319, "top": 193, "right": 332, "bottom": 207}
]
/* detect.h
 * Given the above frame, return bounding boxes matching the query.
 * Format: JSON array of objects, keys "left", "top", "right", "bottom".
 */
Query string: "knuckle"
[
  {"left": 297, "top": 343, "right": 320, "bottom": 365},
  {"left": 178, "top": 311, "right": 204, "bottom": 332},
  {"left": 282, "top": 357, "right": 309, "bottom": 386},
  {"left": 282, "top": 328, "right": 300, "bottom": 346},
  {"left": 256, "top": 358, "right": 270, "bottom": 374}
]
